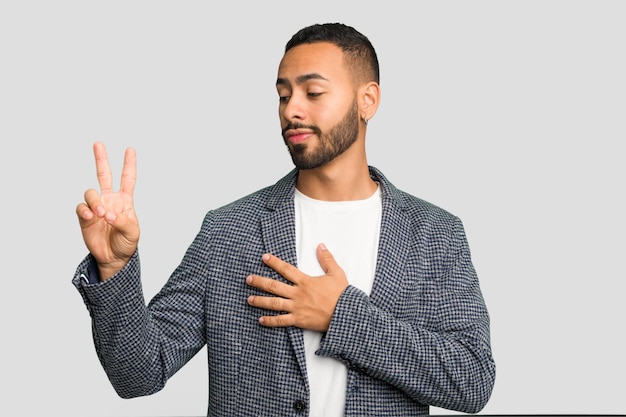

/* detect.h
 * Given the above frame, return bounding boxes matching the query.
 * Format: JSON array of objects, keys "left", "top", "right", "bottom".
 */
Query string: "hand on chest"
[{"left": 294, "top": 190, "right": 382, "bottom": 294}]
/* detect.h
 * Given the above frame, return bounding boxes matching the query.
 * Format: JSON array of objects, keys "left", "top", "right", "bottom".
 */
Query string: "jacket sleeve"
[
  {"left": 317, "top": 216, "right": 496, "bottom": 413},
  {"left": 72, "top": 231, "right": 210, "bottom": 399}
]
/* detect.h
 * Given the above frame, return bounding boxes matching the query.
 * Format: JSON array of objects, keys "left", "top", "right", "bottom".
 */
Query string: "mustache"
[{"left": 281, "top": 123, "right": 322, "bottom": 137}]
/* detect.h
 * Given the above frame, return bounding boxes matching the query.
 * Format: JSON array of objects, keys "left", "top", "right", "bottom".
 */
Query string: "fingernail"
[
  {"left": 246, "top": 275, "right": 253, "bottom": 284},
  {"left": 262, "top": 253, "right": 270, "bottom": 262},
  {"left": 96, "top": 206, "right": 105, "bottom": 216},
  {"left": 320, "top": 243, "right": 327, "bottom": 251}
]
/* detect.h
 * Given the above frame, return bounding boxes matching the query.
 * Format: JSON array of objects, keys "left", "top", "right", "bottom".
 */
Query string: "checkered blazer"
[{"left": 74, "top": 166, "right": 495, "bottom": 417}]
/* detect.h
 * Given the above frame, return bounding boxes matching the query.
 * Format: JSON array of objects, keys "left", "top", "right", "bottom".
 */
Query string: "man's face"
[{"left": 276, "top": 42, "right": 359, "bottom": 170}]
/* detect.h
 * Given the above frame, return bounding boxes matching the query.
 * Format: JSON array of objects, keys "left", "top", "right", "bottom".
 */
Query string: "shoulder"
[
  {"left": 399, "top": 189, "right": 459, "bottom": 226},
  {"left": 201, "top": 169, "right": 297, "bottom": 226},
  {"left": 372, "top": 167, "right": 472, "bottom": 256},
  {"left": 371, "top": 166, "right": 460, "bottom": 225}
]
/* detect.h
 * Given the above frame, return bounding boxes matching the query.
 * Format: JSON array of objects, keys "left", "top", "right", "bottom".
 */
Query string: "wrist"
[{"left": 97, "top": 258, "right": 130, "bottom": 281}]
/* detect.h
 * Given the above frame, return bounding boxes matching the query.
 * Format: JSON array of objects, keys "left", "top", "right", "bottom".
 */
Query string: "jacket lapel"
[
  {"left": 369, "top": 167, "right": 411, "bottom": 311},
  {"left": 258, "top": 167, "right": 411, "bottom": 383},
  {"left": 260, "top": 170, "right": 308, "bottom": 383}
]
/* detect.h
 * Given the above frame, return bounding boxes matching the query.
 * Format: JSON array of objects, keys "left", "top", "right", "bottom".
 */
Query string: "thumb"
[
  {"left": 316, "top": 243, "right": 341, "bottom": 275},
  {"left": 105, "top": 208, "right": 140, "bottom": 243}
]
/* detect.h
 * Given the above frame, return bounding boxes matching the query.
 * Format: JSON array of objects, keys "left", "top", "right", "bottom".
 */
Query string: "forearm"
[
  {"left": 318, "top": 285, "right": 495, "bottom": 413},
  {"left": 74, "top": 253, "right": 181, "bottom": 398}
]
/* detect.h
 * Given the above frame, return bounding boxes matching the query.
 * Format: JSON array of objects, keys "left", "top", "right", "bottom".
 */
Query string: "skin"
[
  {"left": 277, "top": 42, "right": 379, "bottom": 201},
  {"left": 76, "top": 142, "right": 139, "bottom": 280},
  {"left": 76, "top": 41, "right": 381, "bottom": 333}
]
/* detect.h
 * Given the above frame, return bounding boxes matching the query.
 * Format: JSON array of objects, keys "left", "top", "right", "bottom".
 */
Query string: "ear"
[{"left": 358, "top": 81, "right": 381, "bottom": 124}]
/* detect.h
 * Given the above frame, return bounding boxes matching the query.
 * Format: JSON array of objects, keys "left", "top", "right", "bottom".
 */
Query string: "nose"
[{"left": 281, "top": 93, "right": 306, "bottom": 123}]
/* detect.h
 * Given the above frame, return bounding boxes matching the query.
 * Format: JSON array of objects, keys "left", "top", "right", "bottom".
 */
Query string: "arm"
[
  {"left": 318, "top": 217, "right": 495, "bottom": 413},
  {"left": 74, "top": 142, "right": 207, "bottom": 398},
  {"left": 74, "top": 228, "right": 209, "bottom": 398}
]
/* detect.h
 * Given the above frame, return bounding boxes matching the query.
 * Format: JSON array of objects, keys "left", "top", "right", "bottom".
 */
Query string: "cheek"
[{"left": 315, "top": 105, "right": 344, "bottom": 128}]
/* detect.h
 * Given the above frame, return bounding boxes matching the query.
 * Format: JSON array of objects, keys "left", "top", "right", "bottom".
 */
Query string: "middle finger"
[{"left": 246, "top": 275, "right": 294, "bottom": 298}]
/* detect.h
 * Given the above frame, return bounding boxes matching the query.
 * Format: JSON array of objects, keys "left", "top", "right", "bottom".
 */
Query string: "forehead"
[{"left": 277, "top": 42, "right": 350, "bottom": 85}]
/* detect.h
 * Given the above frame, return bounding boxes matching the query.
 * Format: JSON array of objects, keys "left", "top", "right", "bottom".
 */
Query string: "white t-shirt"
[{"left": 294, "top": 185, "right": 382, "bottom": 417}]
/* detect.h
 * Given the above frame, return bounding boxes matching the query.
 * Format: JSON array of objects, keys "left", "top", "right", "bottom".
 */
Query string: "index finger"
[
  {"left": 93, "top": 141, "right": 113, "bottom": 194},
  {"left": 261, "top": 253, "right": 302, "bottom": 284},
  {"left": 119, "top": 147, "right": 137, "bottom": 195}
]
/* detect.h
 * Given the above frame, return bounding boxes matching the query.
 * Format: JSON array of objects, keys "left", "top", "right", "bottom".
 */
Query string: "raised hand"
[
  {"left": 246, "top": 243, "right": 349, "bottom": 332},
  {"left": 76, "top": 142, "right": 140, "bottom": 280}
]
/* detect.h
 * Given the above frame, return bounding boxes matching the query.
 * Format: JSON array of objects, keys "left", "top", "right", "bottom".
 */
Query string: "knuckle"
[
  {"left": 281, "top": 263, "right": 295, "bottom": 276},
  {"left": 267, "top": 279, "right": 281, "bottom": 294},
  {"left": 269, "top": 296, "right": 282, "bottom": 311},
  {"left": 273, "top": 314, "right": 288, "bottom": 327},
  {"left": 274, "top": 261, "right": 291, "bottom": 277}
]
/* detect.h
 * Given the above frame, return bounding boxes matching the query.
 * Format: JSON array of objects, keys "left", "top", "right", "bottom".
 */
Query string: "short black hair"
[{"left": 285, "top": 23, "right": 380, "bottom": 85}]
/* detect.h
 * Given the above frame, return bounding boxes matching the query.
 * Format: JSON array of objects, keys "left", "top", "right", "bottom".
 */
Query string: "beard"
[{"left": 283, "top": 100, "right": 359, "bottom": 170}]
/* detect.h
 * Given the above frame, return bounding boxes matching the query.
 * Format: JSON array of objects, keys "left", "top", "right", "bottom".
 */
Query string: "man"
[{"left": 74, "top": 23, "right": 495, "bottom": 417}]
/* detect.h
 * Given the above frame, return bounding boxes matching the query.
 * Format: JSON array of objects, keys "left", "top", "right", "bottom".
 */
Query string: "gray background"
[{"left": 1, "top": 1, "right": 624, "bottom": 416}]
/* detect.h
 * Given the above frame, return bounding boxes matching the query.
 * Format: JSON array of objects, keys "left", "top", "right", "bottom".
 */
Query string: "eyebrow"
[{"left": 276, "top": 73, "right": 329, "bottom": 87}]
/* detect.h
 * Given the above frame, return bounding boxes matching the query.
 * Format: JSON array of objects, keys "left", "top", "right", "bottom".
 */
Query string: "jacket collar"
[
  {"left": 260, "top": 165, "right": 411, "bottom": 376},
  {"left": 263, "top": 165, "right": 410, "bottom": 313},
  {"left": 265, "top": 166, "right": 408, "bottom": 212}
]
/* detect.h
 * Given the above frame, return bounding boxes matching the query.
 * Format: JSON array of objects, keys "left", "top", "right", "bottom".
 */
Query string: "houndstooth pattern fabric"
[{"left": 73, "top": 166, "right": 495, "bottom": 417}]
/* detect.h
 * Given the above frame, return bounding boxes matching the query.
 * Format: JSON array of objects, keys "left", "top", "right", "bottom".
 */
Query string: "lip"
[{"left": 285, "top": 129, "right": 314, "bottom": 144}]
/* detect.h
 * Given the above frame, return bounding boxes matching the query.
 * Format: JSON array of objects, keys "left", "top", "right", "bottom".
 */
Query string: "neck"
[{"left": 295, "top": 150, "right": 377, "bottom": 201}]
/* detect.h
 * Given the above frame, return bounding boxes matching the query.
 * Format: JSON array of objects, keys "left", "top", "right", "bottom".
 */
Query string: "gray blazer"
[{"left": 74, "top": 166, "right": 495, "bottom": 417}]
